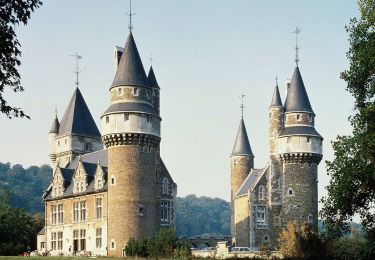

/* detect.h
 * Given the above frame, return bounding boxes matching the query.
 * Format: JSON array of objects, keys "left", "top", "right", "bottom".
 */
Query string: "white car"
[{"left": 231, "top": 247, "right": 252, "bottom": 252}]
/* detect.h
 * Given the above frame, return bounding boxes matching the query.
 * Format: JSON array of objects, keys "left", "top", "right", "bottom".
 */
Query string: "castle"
[
  {"left": 231, "top": 66, "right": 323, "bottom": 249},
  {"left": 37, "top": 30, "right": 176, "bottom": 257}
]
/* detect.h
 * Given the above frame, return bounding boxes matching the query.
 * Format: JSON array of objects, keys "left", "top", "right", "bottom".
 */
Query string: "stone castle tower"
[
  {"left": 101, "top": 31, "right": 161, "bottom": 257},
  {"left": 278, "top": 66, "right": 323, "bottom": 229},
  {"left": 230, "top": 118, "right": 254, "bottom": 244},
  {"left": 231, "top": 65, "right": 323, "bottom": 249}
]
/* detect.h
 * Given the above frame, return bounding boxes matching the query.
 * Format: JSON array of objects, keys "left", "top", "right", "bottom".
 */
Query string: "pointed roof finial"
[
  {"left": 149, "top": 55, "right": 153, "bottom": 67},
  {"left": 240, "top": 94, "right": 245, "bottom": 119},
  {"left": 292, "top": 27, "right": 301, "bottom": 66},
  {"left": 275, "top": 74, "right": 278, "bottom": 86},
  {"left": 126, "top": 0, "right": 135, "bottom": 31},
  {"left": 70, "top": 52, "right": 82, "bottom": 88}
]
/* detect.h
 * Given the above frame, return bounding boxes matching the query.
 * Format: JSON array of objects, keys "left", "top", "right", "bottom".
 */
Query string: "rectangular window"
[
  {"left": 73, "top": 202, "right": 79, "bottom": 222},
  {"left": 51, "top": 205, "right": 57, "bottom": 225},
  {"left": 51, "top": 232, "right": 57, "bottom": 250},
  {"left": 73, "top": 230, "right": 79, "bottom": 252},
  {"left": 96, "top": 198, "right": 103, "bottom": 219},
  {"left": 134, "top": 87, "right": 139, "bottom": 96},
  {"left": 256, "top": 206, "right": 266, "bottom": 226},
  {"left": 85, "top": 143, "right": 91, "bottom": 151},
  {"left": 287, "top": 137, "right": 291, "bottom": 143},
  {"left": 58, "top": 204, "right": 64, "bottom": 224},
  {"left": 80, "top": 229, "right": 86, "bottom": 251},
  {"left": 147, "top": 114, "right": 151, "bottom": 123},
  {"left": 57, "top": 232, "right": 63, "bottom": 250},
  {"left": 307, "top": 137, "right": 311, "bottom": 143},
  {"left": 80, "top": 201, "right": 86, "bottom": 222},
  {"left": 124, "top": 113, "right": 129, "bottom": 121},
  {"left": 96, "top": 228, "right": 102, "bottom": 249},
  {"left": 160, "top": 201, "right": 170, "bottom": 221}
]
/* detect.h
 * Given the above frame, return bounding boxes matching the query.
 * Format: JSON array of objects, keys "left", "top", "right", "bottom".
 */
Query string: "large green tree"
[
  {"left": 321, "top": 0, "right": 375, "bottom": 240},
  {"left": 0, "top": 0, "right": 42, "bottom": 119}
]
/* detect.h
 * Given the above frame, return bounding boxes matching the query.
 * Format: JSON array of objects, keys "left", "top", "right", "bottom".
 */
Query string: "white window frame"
[{"left": 258, "top": 185, "right": 265, "bottom": 200}]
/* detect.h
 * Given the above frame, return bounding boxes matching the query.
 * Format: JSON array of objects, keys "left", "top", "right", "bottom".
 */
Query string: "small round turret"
[{"left": 49, "top": 113, "right": 60, "bottom": 166}]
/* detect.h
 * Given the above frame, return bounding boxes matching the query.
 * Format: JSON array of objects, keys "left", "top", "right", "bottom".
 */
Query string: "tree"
[
  {"left": 321, "top": 0, "right": 375, "bottom": 241},
  {"left": 278, "top": 221, "right": 324, "bottom": 259},
  {"left": 0, "top": 0, "right": 42, "bottom": 119}
]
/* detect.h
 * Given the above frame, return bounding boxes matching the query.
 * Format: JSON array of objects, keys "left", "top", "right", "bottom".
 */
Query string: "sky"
[{"left": 1, "top": 0, "right": 359, "bottom": 204}]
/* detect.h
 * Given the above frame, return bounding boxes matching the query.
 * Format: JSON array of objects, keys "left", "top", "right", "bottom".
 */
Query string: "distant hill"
[
  {"left": 175, "top": 194, "right": 231, "bottom": 238},
  {"left": 0, "top": 162, "right": 52, "bottom": 214}
]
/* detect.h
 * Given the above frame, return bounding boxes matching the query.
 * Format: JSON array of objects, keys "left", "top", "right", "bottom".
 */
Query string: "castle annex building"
[
  {"left": 231, "top": 66, "right": 323, "bottom": 249},
  {"left": 38, "top": 31, "right": 177, "bottom": 257}
]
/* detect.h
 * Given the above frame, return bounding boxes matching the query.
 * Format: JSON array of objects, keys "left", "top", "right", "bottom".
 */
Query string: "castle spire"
[
  {"left": 147, "top": 65, "right": 159, "bottom": 88},
  {"left": 284, "top": 66, "right": 314, "bottom": 114},
  {"left": 270, "top": 83, "right": 283, "bottom": 107},
  {"left": 111, "top": 32, "right": 149, "bottom": 89},
  {"left": 231, "top": 119, "right": 254, "bottom": 157},
  {"left": 49, "top": 111, "right": 60, "bottom": 134}
]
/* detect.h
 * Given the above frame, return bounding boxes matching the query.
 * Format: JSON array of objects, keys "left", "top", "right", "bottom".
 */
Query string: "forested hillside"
[
  {"left": 0, "top": 162, "right": 52, "bottom": 214},
  {"left": 0, "top": 162, "right": 231, "bottom": 237},
  {"left": 175, "top": 195, "right": 230, "bottom": 238}
]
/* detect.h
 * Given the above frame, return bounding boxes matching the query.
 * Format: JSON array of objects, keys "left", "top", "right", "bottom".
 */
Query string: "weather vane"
[
  {"left": 275, "top": 74, "right": 278, "bottom": 86},
  {"left": 240, "top": 94, "right": 245, "bottom": 119},
  {"left": 292, "top": 27, "right": 301, "bottom": 66},
  {"left": 126, "top": 0, "right": 135, "bottom": 31},
  {"left": 70, "top": 52, "right": 82, "bottom": 88}
]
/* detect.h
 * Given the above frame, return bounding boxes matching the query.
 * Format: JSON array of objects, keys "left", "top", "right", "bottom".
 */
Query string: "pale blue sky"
[{"left": 1, "top": 1, "right": 359, "bottom": 203}]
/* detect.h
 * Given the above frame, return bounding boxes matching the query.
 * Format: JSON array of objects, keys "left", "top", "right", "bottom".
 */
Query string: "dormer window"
[{"left": 134, "top": 87, "right": 139, "bottom": 96}]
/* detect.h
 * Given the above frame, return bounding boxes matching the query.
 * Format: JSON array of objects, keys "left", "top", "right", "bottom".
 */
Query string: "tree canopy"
[
  {"left": 321, "top": 0, "right": 375, "bottom": 240},
  {"left": 0, "top": 0, "right": 42, "bottom": 119}
]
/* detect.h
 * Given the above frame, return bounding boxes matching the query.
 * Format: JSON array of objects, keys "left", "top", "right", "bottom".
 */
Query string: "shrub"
[{"left": 278, "top": 221, "right": 324, "bottom": 259}]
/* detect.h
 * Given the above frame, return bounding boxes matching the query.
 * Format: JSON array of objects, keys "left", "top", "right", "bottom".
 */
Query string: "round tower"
[
  {"left": 230, "top": 118, "right": 254, "bottom": 243},
  {"left": 269, "top": 84, "right": 284, "bottom": 159},
  {"left": 48, "top": 113, "right": 59, "bottom": 167},
  {"left": 278, "top": 67, "right": 323, "bottom": 230},
  {"left": 101, "top": 32, "right": 161, "bottom": 257}
]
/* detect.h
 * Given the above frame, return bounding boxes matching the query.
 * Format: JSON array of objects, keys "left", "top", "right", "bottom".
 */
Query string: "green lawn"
[{"left": 0, "top": 258, "right": 119, "bottom": 260}]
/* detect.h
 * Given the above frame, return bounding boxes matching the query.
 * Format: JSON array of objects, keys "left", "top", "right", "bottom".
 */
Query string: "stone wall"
[
  {"left": 280, "top": 162, "right": 318, "bottom": 230},
  {"left": 234, "top": 195, "right": 249, "bottom": 247},
  {"left": 231, "top": 155, "right": 253, "bottom": 241},
  {"left": 107, "top": 145, "right": 160, "bottom": 257}
]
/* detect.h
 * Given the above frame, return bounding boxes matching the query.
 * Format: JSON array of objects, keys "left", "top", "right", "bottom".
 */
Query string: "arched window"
[
  {"left": 258, "top": 185, "right": 265, "bottom": 200},
  {"left": 162, "top": 178, "right": 169, "bottom": 195}
]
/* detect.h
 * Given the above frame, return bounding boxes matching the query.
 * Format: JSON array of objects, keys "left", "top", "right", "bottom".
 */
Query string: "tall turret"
[
  {"left": 49, "top": 113, "right": 60, "bottom": 167},
  {"left": 278, "top": 66, "right": 323, "bottom": 230},
  {"left": 101, "top": 31, "right": 161, "bottom": 257},
  {"left": 268, "top": 83, "right": 284, "bottom": 217},
  {"left": 230, "top": 118, "right": 254, "bottom": 244}
]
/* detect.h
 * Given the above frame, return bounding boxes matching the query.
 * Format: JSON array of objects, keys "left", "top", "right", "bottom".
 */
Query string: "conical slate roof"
[
  {"left": 49, "top": 114, "right": 60, "bottom": 134},
  {"left": 231, "top": 119, "right": 254, "bottom": 157},
  {"left": 111, "top": 32, "right": 149, "bottom": 89},
  {"left": 284, "top": 66, "right": 314, "bottom": 114},
  {"left": 58, "top": 88, "right": 101, "bottom": 138},
  {"left": 147, "top": 66, "right": 159, "bottom": 88},
  {"left": 270, "top": 84, "right": 283, "bottom": 107}
]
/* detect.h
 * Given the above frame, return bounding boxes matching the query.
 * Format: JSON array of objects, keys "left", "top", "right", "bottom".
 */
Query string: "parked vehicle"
[{"left": 231, "top": 247, "right": 252, "bottom": 252}]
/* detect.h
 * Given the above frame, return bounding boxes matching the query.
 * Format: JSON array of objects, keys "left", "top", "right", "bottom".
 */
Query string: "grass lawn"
[{"left": 0, "top": 258, "right": 120, "bottom": 260}]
